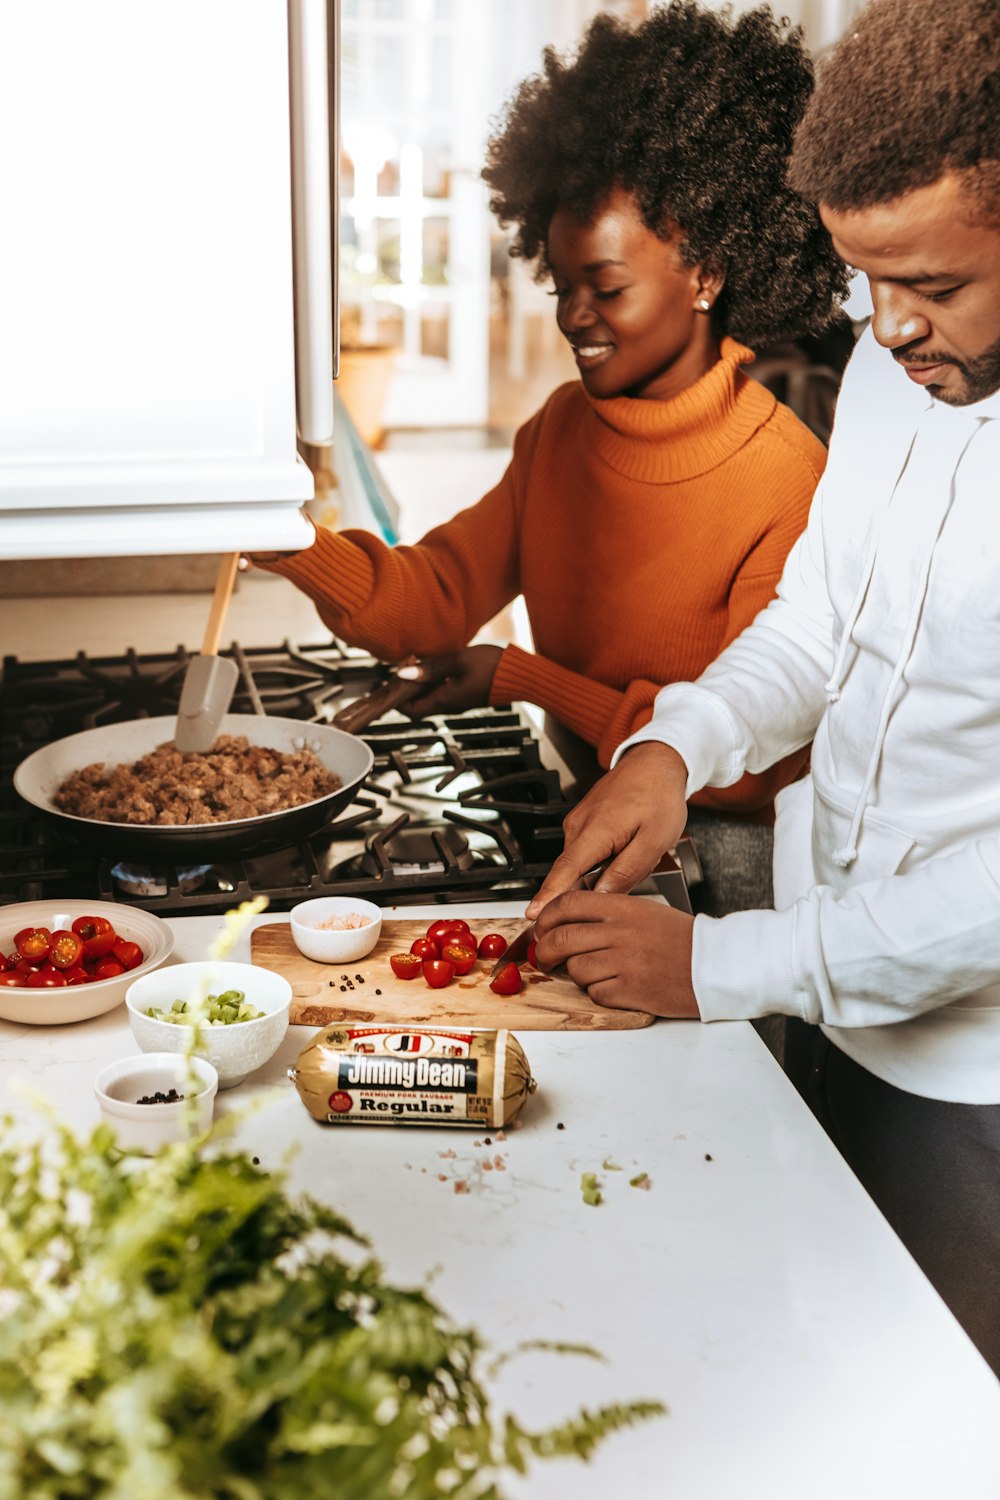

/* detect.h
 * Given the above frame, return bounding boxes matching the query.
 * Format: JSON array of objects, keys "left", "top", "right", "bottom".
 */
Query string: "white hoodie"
[{"left": 618, "top": 327, "right": 1000, "bottom": 1103}]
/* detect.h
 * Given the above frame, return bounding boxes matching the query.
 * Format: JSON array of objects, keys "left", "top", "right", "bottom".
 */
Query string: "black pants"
[{"left": 785, "top": 1018, "right": 1000, "bottom": 1378}]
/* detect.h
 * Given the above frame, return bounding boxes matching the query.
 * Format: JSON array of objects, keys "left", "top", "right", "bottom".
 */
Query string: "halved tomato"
[
  {"left": 488, "top": 961, "right": 522, "bottom": 996},
  {"left": 49, "top": 930, "right": 85, "bottom": 970},
  {"left": 441, "top": 941, "right": 477, "bottom": 976},
  {"left": 389, "top": 952, "right": 423, "bottom": 980},
  {"left": 70, "top": 915, "right": 117, "bottom": 958},
  {"left": 14, "top": 927, "right": 52, "bottom": 963},
  {"left": 112, "top": 938, "right": 144, "bottom": 971},
  {"left": 25, "top": 967, "right": 69, "bottom": 988}
]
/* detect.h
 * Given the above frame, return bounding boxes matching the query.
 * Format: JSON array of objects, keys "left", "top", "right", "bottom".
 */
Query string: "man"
[{"left": 526, "top": 0, "right": 1000, "bottom": 1374}]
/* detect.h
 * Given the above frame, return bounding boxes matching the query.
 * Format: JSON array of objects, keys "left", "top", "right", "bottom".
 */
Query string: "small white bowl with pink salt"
[{"left": 289, "top": 896, "right": 383, "bottom": 964}]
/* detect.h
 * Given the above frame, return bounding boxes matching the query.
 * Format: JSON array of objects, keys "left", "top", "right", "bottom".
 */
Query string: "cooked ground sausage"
[{"left": 53, "top": 735, "right": 341, "bottom": 826}]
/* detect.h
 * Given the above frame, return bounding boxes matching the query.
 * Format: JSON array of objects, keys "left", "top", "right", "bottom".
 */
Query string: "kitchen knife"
[
  {"left": 174, "top": 552, "right": 241, "bottom": 753},
  {"left": 489, "top": 863, "right": 607, "bottom": 978}
]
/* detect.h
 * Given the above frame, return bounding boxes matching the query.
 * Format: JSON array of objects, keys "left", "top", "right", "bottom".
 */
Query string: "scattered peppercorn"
[
  {"left": 375, "top": 988, "right": 381, "bottom": 995},
  {"left": 136, "top": 1088, "right": 184, "bottom": 1105},
  {"left": 704, "top": 1153, "right": 713, "bottom": 1161},
  {"left": 556, "top": 1122, "right": 565, "bottom": 1130},
  {"left": 252, "top": 1156, "right": 260, "bottom": 1165}
]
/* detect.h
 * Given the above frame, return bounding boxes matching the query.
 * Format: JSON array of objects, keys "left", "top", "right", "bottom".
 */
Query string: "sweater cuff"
[
  {"left": 489, "top": 644, "right": 620, "bottom": 746},
  {"left": 256, "top": 522, "right": 375, "bottom": 619},
  {"left": 692, "top": 907, "right": 808, "bottom": 1022},
  {"left": 612, "top": 683, "right": 744, "bottom": 799}
]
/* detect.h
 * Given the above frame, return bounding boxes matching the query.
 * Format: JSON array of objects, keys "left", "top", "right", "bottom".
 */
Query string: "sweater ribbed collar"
[{"left": 583, "top": 336, "right": 776, "bottom": 483}]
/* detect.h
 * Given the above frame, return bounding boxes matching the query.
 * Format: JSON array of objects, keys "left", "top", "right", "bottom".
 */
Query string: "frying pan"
[{"left": 13, "top": 715, "right": 375, "bottom": 863}]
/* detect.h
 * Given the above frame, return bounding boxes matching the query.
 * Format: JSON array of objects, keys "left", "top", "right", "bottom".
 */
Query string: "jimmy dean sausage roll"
[{"left": 289, "top": 1025, "right": 535, "bottom": 1128}]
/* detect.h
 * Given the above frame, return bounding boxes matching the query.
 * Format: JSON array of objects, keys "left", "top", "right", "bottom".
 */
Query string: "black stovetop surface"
[{"left": 0, "top": 641, "right": 571, "bottom": 916}]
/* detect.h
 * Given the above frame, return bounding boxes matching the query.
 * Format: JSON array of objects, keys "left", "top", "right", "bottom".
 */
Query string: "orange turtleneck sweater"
[{"left": 260, "top": 339, "right": 825, "bottom": 815}]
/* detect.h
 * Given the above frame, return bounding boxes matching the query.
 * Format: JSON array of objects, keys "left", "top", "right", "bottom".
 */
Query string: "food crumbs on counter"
[
  {"left": 705, "top": 1153, "right": 713, "bottom": 1162},
  {"left": 629, "top": 1172, "right": 651, "bottom": 1190},
  {"left": 473, "top": 1139, "right": 482, "bottom": 1148},
  {"left": 454, "top": 1180, "right": 470, "bottom": 1195},
  {"left": 437, "top": 1174, "right": 448, "bottom": 1182},
  {"left": 438, "top": 1148, "right": 457, "bottom": 1160},
  {"left": 602, "top": 1157, "right": 623, "bottom": 1171},
  {"left": 493, "top": 1155, "right": 506, "bottom": 1171},
  {"left": 481, "top": 1158, "right": 494, "bottom": 1171},
  {"left": 580, "top": 1172, "right": 602, "bottom": 1207},
  {"left": 496, "top": 1129, "right": 506, "bottom": 1142}
]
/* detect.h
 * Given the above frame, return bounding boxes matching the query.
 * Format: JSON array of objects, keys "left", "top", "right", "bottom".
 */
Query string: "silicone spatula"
[{"left": 174, "top": 553, "right": 241, "bottom": 752}]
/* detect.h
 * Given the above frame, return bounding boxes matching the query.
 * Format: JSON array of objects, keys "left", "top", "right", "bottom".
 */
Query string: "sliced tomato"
[
  {"left": 25, "top": 966, "right": 69, "bottom": 987},
  {"left": 422, "top": 958, "right": 455, "bottom": 989},
  {"left": 389, "top": 952, "right": 423, "bottom": 980},
  {"left": 409, "top": 936, "right": 440, "bottom": 962},
  {"left": 49, "top": 930, "right": 85, "bottom": 970},
  {"left": 426, "top": 918, "right": 473, "bottom": 950},
  {"left": 489, "top": 961, "right": 523, "bottom": 996},
  {"left": 441, "top": 941, "right": 477, "bottom": 976},
  {"left": 61, "top": 965, "right": 91, "bottom": 986},
  {"left": 91, "top": 957, "right": 126, "bottom": 981},
  {"left": 14, "top": 927, "right": 52, "bottom": 962},
  {"left": 477, "top": 932, "right": 508, "bottom": 960},
  {"left": 70, "top": 915, "right": 117, "bottom": 958},
  {"left": 526, "top": 940, "right": 538, "bottom": 968},
  {"left": 112, "top": 938, "right": 144, "bottom": 971}
]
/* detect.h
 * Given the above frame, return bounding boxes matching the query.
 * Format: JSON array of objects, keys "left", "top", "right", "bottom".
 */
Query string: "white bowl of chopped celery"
[{"left": 125, "top": 960, "right": 292, "bottom": 1089}]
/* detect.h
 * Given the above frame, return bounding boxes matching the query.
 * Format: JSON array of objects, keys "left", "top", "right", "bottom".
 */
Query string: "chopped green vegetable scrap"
[
  {"left": 146, "top": 988, "right": 265, "bottom": 1025},
  {"left": 602, "top": 1157, "right": 622, "bottom": 1171},
  {"left": 0, "top": 1118, "right": 663, "bottom": 1497},
  {"left": 581, "top": 1171, "right": 603, "bottom": 1206},
  {"left": 630, "top": 1172, "right": 652, "bottom": 1190}
]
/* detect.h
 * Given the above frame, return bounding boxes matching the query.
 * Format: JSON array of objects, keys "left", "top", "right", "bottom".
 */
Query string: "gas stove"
[{"left": 2, "top": 640, "right": 694, "bottom": 916}]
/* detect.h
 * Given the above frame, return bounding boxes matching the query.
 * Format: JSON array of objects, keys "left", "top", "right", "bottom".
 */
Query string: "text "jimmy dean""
[{"left": 341, "top": 1057, "right": 477, "bottom": 1091}]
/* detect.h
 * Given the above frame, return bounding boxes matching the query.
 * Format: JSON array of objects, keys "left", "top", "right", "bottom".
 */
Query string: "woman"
[{"left": 253, "top": 1, "right": 848, "bottom": 824}]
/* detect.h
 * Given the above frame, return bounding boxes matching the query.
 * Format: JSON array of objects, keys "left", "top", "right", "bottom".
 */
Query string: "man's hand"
[
  {"left": 525, "top": 741, "right": 690, "bottom": 918},
  {"left": 395, "top": 645, "right": 502, "bottom": 716},
  {"left": 532, "top": 891, "right": 699, "bottom": 1018}
]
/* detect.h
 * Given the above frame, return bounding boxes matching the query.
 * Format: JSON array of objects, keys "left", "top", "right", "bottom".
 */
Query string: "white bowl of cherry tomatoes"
[
  {"left": 388, "top": 916, "right": 525, "bottom": 995},
  {"left": 0, "top": 899, "right": 174, "bottom": 1026}
]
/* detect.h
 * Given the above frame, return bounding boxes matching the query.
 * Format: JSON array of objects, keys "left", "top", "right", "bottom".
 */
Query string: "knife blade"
[{"left": 490, "top": 862, "right": 608, "bottom": 978}]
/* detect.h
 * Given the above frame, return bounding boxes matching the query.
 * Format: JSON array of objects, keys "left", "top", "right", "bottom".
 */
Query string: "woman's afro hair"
[
  {"left": 789, "top": 0, "right": 1000, "bottom": 223},
  {"left": 482, "top": 0, "right": 849, "bottom": 348}
]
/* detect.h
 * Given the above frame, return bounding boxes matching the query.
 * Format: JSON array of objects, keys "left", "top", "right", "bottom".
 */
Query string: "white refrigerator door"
[{"left": 0, "top": 0, "right": 318, "bottom": 559}]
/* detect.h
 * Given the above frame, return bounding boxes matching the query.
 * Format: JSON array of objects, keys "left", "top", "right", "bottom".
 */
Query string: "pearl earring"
[{"left": 697, "top": 297, "right": 711, "bottom": 311}]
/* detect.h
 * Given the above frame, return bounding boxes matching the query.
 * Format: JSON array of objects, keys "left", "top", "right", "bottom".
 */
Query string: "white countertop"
[{"left": 3, "top": 902, "right": 999, "bottom": 1498}]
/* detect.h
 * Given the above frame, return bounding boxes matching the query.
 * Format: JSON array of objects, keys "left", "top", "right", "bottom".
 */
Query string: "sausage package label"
[{"left": 289, "top": 1025, "right": 535, "bottom": 1127}]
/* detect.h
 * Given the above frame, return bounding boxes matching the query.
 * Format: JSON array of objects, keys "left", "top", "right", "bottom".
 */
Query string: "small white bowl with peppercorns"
[
  {"left": 93, "top": 1051, "right": 218, "bottom": 1153},
  {"left": 0, "top": 899, "right": 174, "bottom": 1026}
]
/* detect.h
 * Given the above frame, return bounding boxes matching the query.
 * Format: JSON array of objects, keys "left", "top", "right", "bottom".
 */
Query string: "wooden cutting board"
[{"left": 251, "top": 918, "right": 655, "bottom": 1031}]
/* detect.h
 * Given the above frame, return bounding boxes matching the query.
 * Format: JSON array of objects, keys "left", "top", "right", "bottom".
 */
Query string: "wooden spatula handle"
[{"left": 201, "top": 552, "right": 241, "bottom": 656}]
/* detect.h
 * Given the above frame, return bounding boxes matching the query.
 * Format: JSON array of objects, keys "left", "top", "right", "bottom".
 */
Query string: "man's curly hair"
[
  {"left": 788, "top": 0, "right": 1000, "bottom": 222},
  {"left": 482, "top": 0, "right": 849, "bottom": 349}
]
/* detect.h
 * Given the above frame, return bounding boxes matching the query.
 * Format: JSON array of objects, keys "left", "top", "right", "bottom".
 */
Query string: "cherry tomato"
[
  {"left": 389, "top": 952, "right": 423, "bottom": 981},
  {"left": 25, "top": 966, "right": 69, "bottom": 988},
  {"left": 14, "top": 927, "right": 52, "bottom": 962},
  {"left": 48, "top": 930, "right": 85, "bottom": 970},
  {"left": 426, "top": 918, "right": 473, "bottom": 950},
  {"left": 91, "top": 957, "right": 126, "bottom": 980},
  {"left": 489, "top": 961, "right": 523, "bottom": 996},
  {"left": 526, "top": 940, "right": 538, "bottom": 968},
  {"left": 112, "top": 938, "right": 144, "bottom": 971},
  {"left": 477, "top": 933, "right": 508, "bottom": 960},
  {"left": 422, "top": 959, "right": 455, "bottom": 989},
  {"left": 441, "top": 941, "right": 477, "bottom": 976},
  {"left": 0, "top": 951, "right": 10, "bottom": 973},
  {"left": 0, "top": 971, "right": 28, "bottom": 988},
  {"left": 70, "top": 915, "right": 117, "bottom": 958},
  {"left": 61, "top": 965, "right": 91, "bottom": 986},
  {"left": 409, "top": 937, "right": 440, "bottom": 962}
]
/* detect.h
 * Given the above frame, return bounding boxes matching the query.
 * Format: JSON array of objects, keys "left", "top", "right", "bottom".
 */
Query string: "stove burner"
[{"left": 111, "top": 862, "right": 215, "bottom": 898}]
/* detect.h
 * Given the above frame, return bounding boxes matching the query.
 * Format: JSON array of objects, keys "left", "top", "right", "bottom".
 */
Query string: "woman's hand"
[
  {"left": 395, "top": 645, "right": 503, "bottom": 716},
  {"left": 532, "top": 890, "right": 699, "bottom": 1018},
  {"left": 526, "top": 741, "right": 690, "bottom": 917}
]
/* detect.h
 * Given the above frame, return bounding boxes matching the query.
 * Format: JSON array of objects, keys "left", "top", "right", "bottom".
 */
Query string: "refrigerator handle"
[{"left": 288, "top": 0, "right": 337, "bottom": 445}]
